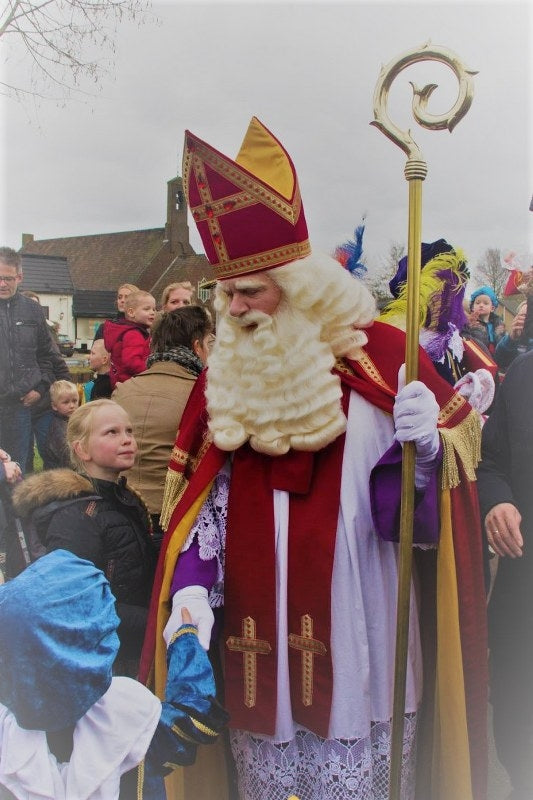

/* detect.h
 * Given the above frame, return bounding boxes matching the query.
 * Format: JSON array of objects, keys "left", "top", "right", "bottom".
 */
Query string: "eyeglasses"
[{"left": 0, "top": 275, "right": 18, "bottom": 283}]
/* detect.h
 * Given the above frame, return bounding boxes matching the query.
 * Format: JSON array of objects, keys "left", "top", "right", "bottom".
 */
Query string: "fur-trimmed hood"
[{"left": 12, "top": 469, "right": 94, "bottom": 519}]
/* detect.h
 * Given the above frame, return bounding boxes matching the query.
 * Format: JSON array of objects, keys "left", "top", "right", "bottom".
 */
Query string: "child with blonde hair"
[
  {"left": 13, "top": 399, "right": 157, "bottom": 674},
  {"left": 41, "top": 379, "right": 79, "bottom": 469},
  {"left": 104, "top": 290, "right": 156, "bottom": 388}
]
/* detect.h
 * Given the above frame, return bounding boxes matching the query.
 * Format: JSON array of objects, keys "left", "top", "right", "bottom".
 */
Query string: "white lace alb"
[{"left": 231, "top": 715, "right": 417, "bottom": 800}]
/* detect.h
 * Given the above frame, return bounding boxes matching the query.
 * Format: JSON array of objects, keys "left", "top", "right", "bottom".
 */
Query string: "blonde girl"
[{"left": 13, "top": 400, "right": 156, "bottom": 674}]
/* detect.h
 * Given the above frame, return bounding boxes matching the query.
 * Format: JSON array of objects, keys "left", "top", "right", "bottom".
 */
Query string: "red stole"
[{"left": 224, "top": 389, "right": 349, "bottom": 736}]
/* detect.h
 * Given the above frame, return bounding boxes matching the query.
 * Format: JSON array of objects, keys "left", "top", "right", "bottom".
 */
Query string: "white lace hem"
[{"left": 230, "top": 714, "right": 417, "bottom": 800}]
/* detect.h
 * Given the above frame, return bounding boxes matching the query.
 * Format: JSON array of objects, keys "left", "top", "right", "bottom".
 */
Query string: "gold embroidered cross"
[
  {"left": 226, "top": 616, "right": 272, "bottom": 708},
  {"left": 288, "top": 614, "right": 327, "bottom": 706}
]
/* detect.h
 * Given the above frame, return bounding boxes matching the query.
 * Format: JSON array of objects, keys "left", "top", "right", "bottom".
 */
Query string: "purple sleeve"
[
  {"left": 369, "top": 440, "right": 441, "bottom": 544},
  {"left": 170, "top": 538, "right": 218, "bottom": 597}
]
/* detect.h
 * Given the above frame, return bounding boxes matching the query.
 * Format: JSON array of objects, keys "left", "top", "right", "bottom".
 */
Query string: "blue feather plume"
[{"left": 334, "top": 223, "right": 367, "bottom": 279}]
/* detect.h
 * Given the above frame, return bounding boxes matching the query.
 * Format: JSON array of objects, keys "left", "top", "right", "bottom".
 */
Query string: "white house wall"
[{"left": 37, "top": 293, "right": 74, "bottom": 339}]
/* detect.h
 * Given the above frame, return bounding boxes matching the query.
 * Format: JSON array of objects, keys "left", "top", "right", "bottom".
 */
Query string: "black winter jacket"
[
  {"left": 12, "top": 470, "right": 157, "bottom": 660},
  {"left": 30, "top": 339, "right": 71, "bottom": 420},
  {"left": 477, "top": 349, "right": 533, "bottom": 652},
  {"left": 41, "top": 411, "right": 70, "bottom": 469},
  {"left": 0, "top": 292, "right": 60, "bottom": 403}
]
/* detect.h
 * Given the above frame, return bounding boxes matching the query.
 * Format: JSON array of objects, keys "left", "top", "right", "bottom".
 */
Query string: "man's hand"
[
  {"left": 394, "top": 366, "right": 440, "bottom": 489},
  {"left": 485, "top": 503, "right": 523, "bottom": 558},
  {"left": 393, "top": 367, "right": 440, "bottom": 455},
  {"left": 509, "top": 308, "right": 526, "bottom": 341},
  {"left": 163, "top": 586, "right": 214, "bottom": 650},
  {"left": 20, "top": 389, "right": 41, "bottom": 407}
]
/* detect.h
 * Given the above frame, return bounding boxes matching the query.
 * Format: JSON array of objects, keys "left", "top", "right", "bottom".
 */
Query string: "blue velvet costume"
[{"left": 0, "top": 550, "right": 227, "bottom": 799}]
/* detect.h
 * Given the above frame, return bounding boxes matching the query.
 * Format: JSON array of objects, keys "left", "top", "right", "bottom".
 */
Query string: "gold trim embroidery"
[
  {"left": 191, "top": 153, "right": 229, "bottom": 264},
  {"left": 190, "top": 716, "right": 218, "bottom": 738},
  {"left": 191, "top": 429, "right": 213, "bottom": 472},
  {"left": 357, "top": 352, "right": 395, "bottom": 395},
  {"left": 159, "top": 469, "right": 189, "bottom": 531},
  {"left": 334, "top": 357, "right": 355, "bottom": 376},
  {"left": 171, "top": 723, "right": 199, "bottom": 744},
  {"left": 190, "top": 190, "right": 257, "bottom": 222},
  {"left": 288, "top": 614, "right": 327, "bottom": 707},
  {"left": 226, "top": 616, "right": 272, "bottom": 709},
  {"left": 136, "top": 759, "right": 145, "bottom": 800},
  {"left": 186, "top": 138, "right": 301, "bottom": 223},
  {"left": 214, "top": 240, "right": 311, "bottom": 280},
  {"left": 465, "top": 338, "right": 498, "bottom": 367},
  {"left": 438, "top": 392, "right": 467, "bottom": 426},
  {"left": 170, "top": 446, "right": 188, "bottom": 466},
  {"left": 168, "top": 626, "right": 198, "bottom": 645}
]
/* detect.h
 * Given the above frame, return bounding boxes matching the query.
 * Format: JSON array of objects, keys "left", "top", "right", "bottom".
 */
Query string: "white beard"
[{"left": 205, "top": 303, "right": 348, "bottom": 455}]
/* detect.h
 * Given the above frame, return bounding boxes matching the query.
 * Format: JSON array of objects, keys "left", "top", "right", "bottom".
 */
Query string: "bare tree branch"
[
  {"left": 0, "top": 0, "right": 154, "bottom": 103},
  {"left": 472, "top": 248, "right": 506, "bottom": 298},
  {"left": 365, "top": 241, "right": 405, "bottom": 310}
]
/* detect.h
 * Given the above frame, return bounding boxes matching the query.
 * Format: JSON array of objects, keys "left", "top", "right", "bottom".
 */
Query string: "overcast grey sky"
[{"left": 1, "top": 0, "right": 531, "bottom": 278}]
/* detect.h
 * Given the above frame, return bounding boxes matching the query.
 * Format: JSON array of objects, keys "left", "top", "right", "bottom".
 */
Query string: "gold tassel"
[
  {"left": 439, "top": 408, "right": 481, "bottom": 489},
  {"left": 159, "top": 469, "right": 189, "bottom": 531}
]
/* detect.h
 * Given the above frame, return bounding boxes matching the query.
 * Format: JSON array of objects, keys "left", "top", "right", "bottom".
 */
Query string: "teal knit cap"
[{"left": 469, "top": 285, "right": 499, "bottom": 309}]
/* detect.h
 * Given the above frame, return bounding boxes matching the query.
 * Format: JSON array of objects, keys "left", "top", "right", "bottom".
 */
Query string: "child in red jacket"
[{"left": 104, "top": 290, "right": 156, "bottom": 388}]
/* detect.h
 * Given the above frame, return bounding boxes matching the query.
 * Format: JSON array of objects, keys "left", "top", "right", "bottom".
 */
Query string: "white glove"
[
  {"left": 453, "top": 368, "right": 495, "bottom": 414},
  {"left": 163, "top": 586, "right": 214, "bottom": 651},
  {"left": 394, "top": 365, "right": 440, "bottom": 489}
]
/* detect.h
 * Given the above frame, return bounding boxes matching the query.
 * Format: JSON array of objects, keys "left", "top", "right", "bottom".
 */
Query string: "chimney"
[{"left": 21, "top": 233, "right": 34, "bottom": 247}]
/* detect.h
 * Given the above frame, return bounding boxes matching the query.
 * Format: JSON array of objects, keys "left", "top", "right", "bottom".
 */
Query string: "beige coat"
[{"left": 112, "top": 361, "right": 198, "bottom": 514}]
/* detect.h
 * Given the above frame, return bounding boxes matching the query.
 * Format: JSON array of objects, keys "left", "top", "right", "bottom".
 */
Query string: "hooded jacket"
[
  {"left": 103, "top": 318, "right": 150, "bottom": 388},
  {"left": 12, "top": 469, "right": 157, "bottom": 659}
]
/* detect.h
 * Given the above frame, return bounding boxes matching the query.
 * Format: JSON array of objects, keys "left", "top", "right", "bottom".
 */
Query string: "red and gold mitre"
[{"left": 182, "top": 117, "right": 311, "bottom": 280}]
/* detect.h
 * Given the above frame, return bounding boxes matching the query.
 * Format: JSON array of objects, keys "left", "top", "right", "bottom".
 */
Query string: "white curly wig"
[{"left": 206, "top": 252, "right": 376, "bottom": 455}]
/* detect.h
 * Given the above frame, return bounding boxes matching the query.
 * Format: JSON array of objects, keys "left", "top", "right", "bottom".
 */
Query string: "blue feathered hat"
[{"left": 0, "top": 550, "right": 119, "bottom": 731}]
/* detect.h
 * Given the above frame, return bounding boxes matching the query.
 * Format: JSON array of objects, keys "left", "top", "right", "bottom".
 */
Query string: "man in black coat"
[
  {"left": 0, "top": 247, "right": 59, "bottom": 473},
  {"left": 477, "top": 349, "right": 533, "bottom": 800}
]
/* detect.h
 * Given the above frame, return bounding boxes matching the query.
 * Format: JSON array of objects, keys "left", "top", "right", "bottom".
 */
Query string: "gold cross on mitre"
[
  {"left": 226, "top": 616, "right": 272, "bottom": 708},
  {"left": 288, "top": 614, "right": 327, "bottom": 706}
]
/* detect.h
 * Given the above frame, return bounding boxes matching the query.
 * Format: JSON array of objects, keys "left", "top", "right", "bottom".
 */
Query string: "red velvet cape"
[{"left": 140, "top": 321, "right": 487, "bottom": 800}]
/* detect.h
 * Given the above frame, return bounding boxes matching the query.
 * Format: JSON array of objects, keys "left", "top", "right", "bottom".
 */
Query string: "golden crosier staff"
[{"left": 370, "top": 41, "right": 476, "bottom": 800}]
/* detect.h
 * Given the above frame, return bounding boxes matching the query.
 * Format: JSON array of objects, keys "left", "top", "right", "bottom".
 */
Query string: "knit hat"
[{"left": 0, "top": 550, "right": 119, "bottom": 731}]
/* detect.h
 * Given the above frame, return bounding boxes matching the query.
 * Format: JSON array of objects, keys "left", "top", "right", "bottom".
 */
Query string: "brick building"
[{"left": 20, "top": 177, "right": 214, "bottom": 345}]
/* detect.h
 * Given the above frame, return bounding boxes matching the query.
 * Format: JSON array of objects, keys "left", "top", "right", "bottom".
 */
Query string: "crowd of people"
[{"left": 0, "top": 116, "right": 532, "bottom": 800}]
